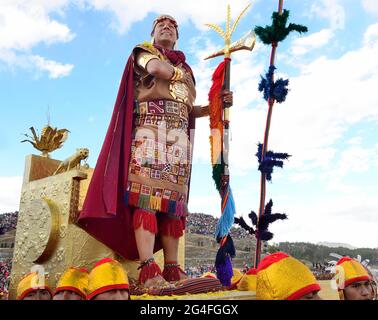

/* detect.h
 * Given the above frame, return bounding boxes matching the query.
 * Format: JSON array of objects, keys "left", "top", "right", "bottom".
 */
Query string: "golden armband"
[
  {"left": 170, "top": 66, "right": 184, "bottom": 81},
  {"left": 137, "top": 53, "right": 159, "bottom": 69}
]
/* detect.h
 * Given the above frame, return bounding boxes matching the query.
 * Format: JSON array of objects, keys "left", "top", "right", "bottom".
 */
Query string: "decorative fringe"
[
  {"left": 254, "top": 9, "right": 308, "bottom": 45},
  {"left": 138, "top": 260, "right": 162, "bottom": 284},
  {"left": 133, "top": 208, "right": 158, "bottom": 234},
  {"left": 158, "top": 216, "right": 184, "bottom": 238},
  {"left": 125, "top": 191, "right": 186, "bottom": 216},
  {"left": 161, "top": 198, "right": 169, "bottom": 213},
  {"left": 162, "top": 261, "right": 187, "bottom": 282},
  {"left": 175, "top": 201, "right": 185, "bottom": 217},
  {"left": 149, "top": 195, "right": 162, "bottom": 211},
  {"left": 168, "top": 200, "right": 176, "bottom": 214},
  {"left": 216, "top": 185, "right": 236, "bottom": 238},
  {"left": 127, "top": 192, "right": 139, "bottom": 207},
  {"left": 138, "top": 194, "right": 150, "bottom": 209}
]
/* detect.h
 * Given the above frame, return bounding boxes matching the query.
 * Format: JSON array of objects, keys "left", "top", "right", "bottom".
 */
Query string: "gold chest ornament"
[{"left": 169, "top": 81, "right": 189, "bottom": 103}]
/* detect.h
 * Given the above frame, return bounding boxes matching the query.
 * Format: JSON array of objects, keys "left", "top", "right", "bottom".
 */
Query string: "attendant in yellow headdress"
[
  {"left": 17, "top": 272, "right": 52, "bottom": 300},
  {"left": 53, "top": 267, "right": 89, "bottom": 300},
  {"left": 336, "top": 257, "right": 373, "bottom": 300},
  {"left": 256, "top": 252, "right": 321, "bottom": 300},
  {"left": 87, "top": 258, "right": 130, "bottom": 300}
]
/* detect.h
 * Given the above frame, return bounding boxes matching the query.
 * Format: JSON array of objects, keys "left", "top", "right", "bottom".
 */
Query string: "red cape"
[{"left": 77, "top": 56, "right": 196, "bottom": 260}]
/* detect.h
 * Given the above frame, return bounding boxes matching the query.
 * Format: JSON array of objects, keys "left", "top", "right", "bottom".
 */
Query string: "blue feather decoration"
[
  {"left": 258, "top": 65, "right": 289, "bottom": 103},
  {"left": 256, "top": 143, "right": 291, "bottom": 181},
  {"left": 215, "top": 185, "right": 236, "bottom": 238}
]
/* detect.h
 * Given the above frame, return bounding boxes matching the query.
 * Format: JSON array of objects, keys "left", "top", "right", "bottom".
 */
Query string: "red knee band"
[
  {"left": 133, "top": 208, "right": 158, "bottom": 234},
  {"left": 158, "top": 215, "right": 184, "bottom": 238}
]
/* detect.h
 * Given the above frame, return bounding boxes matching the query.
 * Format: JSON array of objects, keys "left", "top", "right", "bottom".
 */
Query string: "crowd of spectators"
[
  {"left": 185, "top": 264, "right": 215, "bottom": 278},
  {"left": 0, "top": 259, "right": 12, "bottom": 298},
  {"left": 0, "top": 212, "right": 18, "bottom": 298},
  {"left": 186, "top": 212, "right": 251, "bottom": 240},
  {"left": 311, "top": 262, "right": 334, "bottom": 280},
  {"left": 0, "top": 212, "right": 18, "bottom": 236}
]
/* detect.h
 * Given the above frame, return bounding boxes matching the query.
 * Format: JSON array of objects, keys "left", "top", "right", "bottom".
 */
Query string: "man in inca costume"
[{"left": 78, "top": 15, "right": 232, "bottom": 288}]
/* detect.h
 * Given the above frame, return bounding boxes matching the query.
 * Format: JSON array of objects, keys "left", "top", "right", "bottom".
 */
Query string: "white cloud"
[
  {"left": 30, "top": 55, "right": 74, "bottom": 78},
  {"left": 0, "top": 51, "right": 74, "bottom": 78},
  {"left": 346, "top": 136, "right": 363, "bottom": 145},
  {"left": 0, "top": 176, "right": 22, "bottom": 213},
  {"left": 271, "top": 194, "right": 378, "bottom": 248},
  {"left": 291, "top": 29, "right": 334, "bottom": 55},
  {"left": 310, "top": 0, "right": 345, "bottom": 30},
  {"left": 0, "top": 3, "right": 74, "bottom": 51},
  {"left": 364, "top": 23, "right": 378, "bottom": 45},
  {"left": 0, "top": 1, "right": 75, "bottom": 78},
  {"left": 362, "top": 0, "right": 378, "bottom": 15},
  {"left": 82, "top": 0, "right": 252, "bottom": 34}
]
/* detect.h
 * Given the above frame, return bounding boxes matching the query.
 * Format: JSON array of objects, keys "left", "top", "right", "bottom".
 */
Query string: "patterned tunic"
[{"left": 124, "top": 43, "right": 196, "bottom": 217}]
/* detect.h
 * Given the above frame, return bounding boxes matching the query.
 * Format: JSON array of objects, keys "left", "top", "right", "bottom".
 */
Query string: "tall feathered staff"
[
  {"left": 245, "top": 0, "right": 307, "bottom": 268},
  {"left": 205, "top": 4, "right": 256, "bottom": 286}
]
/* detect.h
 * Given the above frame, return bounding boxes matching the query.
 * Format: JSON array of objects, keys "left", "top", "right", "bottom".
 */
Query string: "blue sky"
[{"left": 1, "top": 0, "right": 377, "bottom": 248}]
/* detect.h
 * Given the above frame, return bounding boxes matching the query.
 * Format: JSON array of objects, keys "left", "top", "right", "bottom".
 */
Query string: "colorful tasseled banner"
[
  {"left": 208, "top": 59, "right": 227, "bottom": 193},
  {"left": 208, "top": 58, "right": 237, "bottom": 287}
]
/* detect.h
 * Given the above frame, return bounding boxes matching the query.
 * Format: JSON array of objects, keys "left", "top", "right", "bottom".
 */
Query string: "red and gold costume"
[
  {"left": 78, "top": 16, "right": 196, "bottom": 283},
  {"left": 126, "top": 41, "right": 196, "bottom": 229},
  {"left": 256, "top": 252, "right": 321, "bottom": 300},
  {"left": 16, "top": 272, "right": 52, "bottom": 300}
]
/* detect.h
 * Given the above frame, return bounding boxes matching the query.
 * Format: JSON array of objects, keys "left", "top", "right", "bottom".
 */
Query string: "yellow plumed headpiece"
[
  {"left": 87, "top": 258, "right": 129, "bottom": 300},
  {"left": 256, "top": 252, "right": 321, "bottom": 300},
  {"left": 17, "top": 272, "right": 52, "bottom": 300},
  {"left": 55, "top": 267, "right": 89, "bottom": 299}
]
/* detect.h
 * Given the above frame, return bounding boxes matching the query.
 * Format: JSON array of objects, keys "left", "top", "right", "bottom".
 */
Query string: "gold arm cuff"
[
  {"left": 170, "top": 66, "right": 184, "bottom": 81},
  {"left": 137, "top": 53, "right": 160, "bottom": 69}
]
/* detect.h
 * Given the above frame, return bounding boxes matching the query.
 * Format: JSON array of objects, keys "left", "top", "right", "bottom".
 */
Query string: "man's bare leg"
[{"left": 134, "top": 226, "right": 155, "bottom": 262}]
